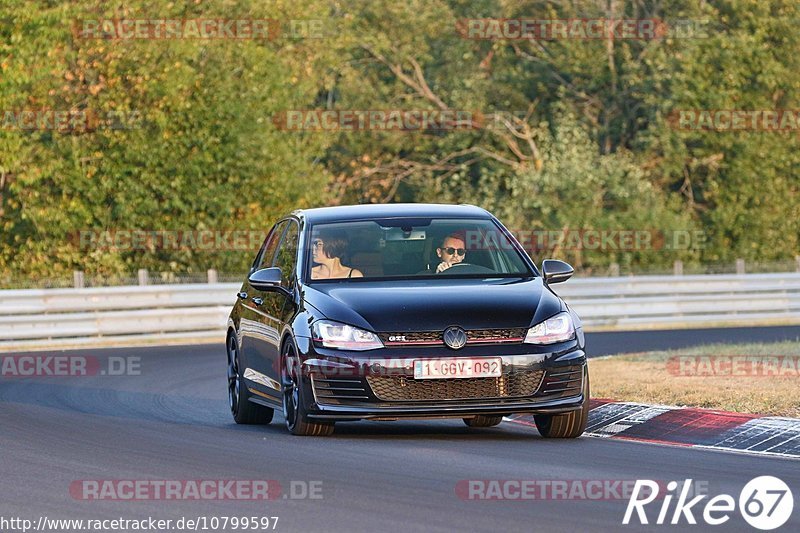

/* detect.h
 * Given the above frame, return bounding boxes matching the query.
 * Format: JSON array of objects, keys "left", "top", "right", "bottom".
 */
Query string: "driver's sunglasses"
[
  {"left": 443, "top": 247, "right": 466, "bottom": 256},
  {"left": 312, "top": 240, "right": 324, "bottom": 249}
]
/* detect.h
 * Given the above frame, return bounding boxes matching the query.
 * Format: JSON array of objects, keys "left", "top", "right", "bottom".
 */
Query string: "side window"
[
  {"left": 273, "top": 221, "right": 300, "bottom": 288},
  {"left": 252, "top": 221, "right": 287, "bottom": 273}
]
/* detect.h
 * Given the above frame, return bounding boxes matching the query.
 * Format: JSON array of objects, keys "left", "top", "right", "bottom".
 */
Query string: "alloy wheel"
[
  {"left": 227, "top": 336, "right": 240, "bottom": 414},
  {"left": 281, "top": 344, "right": 298, "bottom": 429}
]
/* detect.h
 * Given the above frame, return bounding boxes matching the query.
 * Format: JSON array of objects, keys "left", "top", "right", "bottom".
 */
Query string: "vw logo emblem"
[{"left": 443, "top": 326, "right": 467, "bottom": 350}]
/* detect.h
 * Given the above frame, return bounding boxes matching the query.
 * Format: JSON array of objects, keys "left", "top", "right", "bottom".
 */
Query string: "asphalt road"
[
  {"left": 1, "top": 341, "right": 798, "bottom": 533},
  {"left": 588, "top": 325, "right": 800, "bottom": 356}
]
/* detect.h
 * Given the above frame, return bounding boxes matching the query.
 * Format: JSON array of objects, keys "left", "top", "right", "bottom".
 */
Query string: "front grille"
[
  {"left": 378, "top": 328, "right": 526, "bottom": 346},
  {"left": 378, "top": 331, "right": 442, "bottom": 344},
  {"left": 467, "top": 328, "right": 526, "bottom": 342},
  {"left": 366, "top": 370, "right": 545, "bottom": 402}
]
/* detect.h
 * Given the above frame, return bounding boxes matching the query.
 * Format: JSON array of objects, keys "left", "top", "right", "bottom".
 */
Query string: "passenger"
[
  {"left": 311, "top": 229, "right": 364, "bottom": 279},
  {"left": 435, "top": 232, "right": 467, "bottom": 273}
]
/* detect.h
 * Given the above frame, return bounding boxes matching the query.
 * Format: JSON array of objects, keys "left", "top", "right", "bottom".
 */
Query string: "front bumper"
[
  {"left": 296, "top": 340, "right": 587, "bottom": 421},
  {"left": 307, "top": 395, "right": 585, "bottom": 420}
]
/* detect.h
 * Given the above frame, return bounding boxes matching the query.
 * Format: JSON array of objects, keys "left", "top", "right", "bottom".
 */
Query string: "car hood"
[{"left": 301, "top": 277, "right": 563, "bottom": 332}]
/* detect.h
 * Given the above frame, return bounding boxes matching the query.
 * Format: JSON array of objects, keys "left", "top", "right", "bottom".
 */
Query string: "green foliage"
[
  {"left": 0, "top": 0, "right": 797, "bottom": 282},
  {"left": 429, "top": 112, "right": 695, "bottom": 269},
  {"left": 1, "top": 0, "right": 335, "bottom": 278}
]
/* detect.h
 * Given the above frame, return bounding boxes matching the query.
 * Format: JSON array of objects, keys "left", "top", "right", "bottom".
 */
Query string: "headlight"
[
  {"left": 312, "top": 320, "right": 384, "bottom": 351},
  {"left": 524, "top": 312, "right": 575, "bottom": 344}
]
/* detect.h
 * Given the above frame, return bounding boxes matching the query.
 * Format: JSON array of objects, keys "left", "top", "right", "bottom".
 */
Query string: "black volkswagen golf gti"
[{"left": 227, "top": 204, "right": 588, "bottom": 437}]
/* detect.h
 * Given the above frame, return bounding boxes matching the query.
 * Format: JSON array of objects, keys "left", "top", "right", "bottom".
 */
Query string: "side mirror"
[
  {"left": 248, "top": 267, "right": 284, "bottom": 292},
  {"left": 542, "top": 259, "right": 574, "bottom": 284}
]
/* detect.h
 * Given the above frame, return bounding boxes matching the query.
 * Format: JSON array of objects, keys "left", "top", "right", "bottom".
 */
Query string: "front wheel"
[
  {"left": 534, "top": 367, "right": 589, "bottom": 438},
  {"left": 281, "top": 341, "right": 334, "bottom": 436},
  {"left": 227, "top": 334, "right": 274, "bottom": 425}
]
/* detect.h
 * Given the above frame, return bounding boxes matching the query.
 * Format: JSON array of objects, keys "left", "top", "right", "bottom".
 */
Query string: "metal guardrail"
[
  {"left": 1, "top": 273, "right": 799, "bottom": 350},
  {"left": 553, "top": 272, "right": 800, "bottom": 328},
  {"left": 0, "top": 284, "right": 235, "bottom": 348}
]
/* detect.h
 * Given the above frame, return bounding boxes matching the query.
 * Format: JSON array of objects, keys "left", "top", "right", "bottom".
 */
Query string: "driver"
[{"left": 435, "top": 232, "right": 467, "bottom": 273}]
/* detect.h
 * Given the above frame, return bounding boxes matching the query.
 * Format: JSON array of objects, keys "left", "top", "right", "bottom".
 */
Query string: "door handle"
[
  {"left": 251, "top": 297, "right": 264, "bottom": 306},
  {"left": 237, "top": 292, "right": 248, "bottom": 300}
]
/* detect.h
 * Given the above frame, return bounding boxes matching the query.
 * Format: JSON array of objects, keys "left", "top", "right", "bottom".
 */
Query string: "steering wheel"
[{"left": 437, "top": 262, "right": 496, "bottom": 274}]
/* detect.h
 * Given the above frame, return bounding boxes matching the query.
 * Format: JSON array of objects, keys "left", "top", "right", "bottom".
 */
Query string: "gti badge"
[{"left": 443, "top": 326, "right": 467, "bottom": 350}]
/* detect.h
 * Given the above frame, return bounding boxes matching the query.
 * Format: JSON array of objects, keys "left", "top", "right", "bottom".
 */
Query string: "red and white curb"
[{"left": 505, "top": 399, "right": 800, "bottom": 459}]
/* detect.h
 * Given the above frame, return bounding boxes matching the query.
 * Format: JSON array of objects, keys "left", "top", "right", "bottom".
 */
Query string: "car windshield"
[{"left": 305, "top": 218, "right": 533, "bottom": 282}]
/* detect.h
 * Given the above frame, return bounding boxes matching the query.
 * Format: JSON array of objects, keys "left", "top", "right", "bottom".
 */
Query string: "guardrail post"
[
  {"left": 736, "top": 258, "right": 745, "bottom": 275},
  {"left": 73, "top": 270, "right": 85, "bottom": 288},
  {"left": 609, "top": 263, "right": 619, "bottom": 277},
  {"left": 796, "top": 255, "right": 800, "bottom": 272},
  {"left": 207, "top": 269, "right": 218, "bottom": 284},
  {"left": 673, "top": 260, "right": 683, "bottom": 276},
  {"left": 137, "top": 268, "right": 149, "bottom": 286}
]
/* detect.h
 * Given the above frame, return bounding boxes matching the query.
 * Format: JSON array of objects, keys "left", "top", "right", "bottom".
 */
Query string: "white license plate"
[{"left": 413, "top": 357, "right": 502, "bottom": 379}]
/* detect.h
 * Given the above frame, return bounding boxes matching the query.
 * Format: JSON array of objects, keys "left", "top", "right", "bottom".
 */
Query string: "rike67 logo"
[{"left": 624, "top": 477, "right": 794, "bottom": 530}]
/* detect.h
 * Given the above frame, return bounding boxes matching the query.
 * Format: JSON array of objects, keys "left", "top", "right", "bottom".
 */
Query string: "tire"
[
  {"left": 534, "top": 367, "right": 590, "bottom": 438},
  {"left": 281, "top": 340, "right": 334, "bottom": 436},
  {"left": 227, "top": 334, "right": 274, "bottom": 425},
  {"left": 463, "top": 415, "right": 504, "bottom": 428}
]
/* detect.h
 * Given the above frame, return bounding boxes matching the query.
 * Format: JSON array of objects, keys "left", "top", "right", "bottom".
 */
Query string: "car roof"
[{"left": 292, "top": 203, "right": 492, "bottom": 224}]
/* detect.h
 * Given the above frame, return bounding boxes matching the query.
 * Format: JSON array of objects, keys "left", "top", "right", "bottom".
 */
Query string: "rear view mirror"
[
  {"left": 542, "top": 259, "right": 574, "bottom": 284},
  {"left": 382, "top": 227, "right": 427, "bottom": 241}
]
